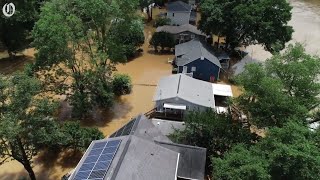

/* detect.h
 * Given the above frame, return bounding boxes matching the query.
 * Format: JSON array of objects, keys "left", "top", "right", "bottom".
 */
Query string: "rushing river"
[{"left": 0, "top": 1, "right": 320, "bottom": 179}]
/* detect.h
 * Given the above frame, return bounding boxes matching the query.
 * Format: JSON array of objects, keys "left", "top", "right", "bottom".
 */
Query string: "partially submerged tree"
[
  {"left": 0, "top": 0, "right": 45, "bottom": 57},
  {"left": 213, "top": 122, "right": 320, "bottom": 180},
  {"left": 236, "top": 43, "right": 320, "bottom": 128},
  {"left": 32, "top": 0, "right": 138, "bottom": 118},
  {"left": 0, "top": 73, "right": 104, "bottom": 180},
  {"left": 199, "top": 0, "right": 293, "bottom": 53},
  {"left": 112, "top": 74, "right": 133, "bottom": 96},
  {"left": 149, "top": 31, "right": 175, "bottom": 52}
]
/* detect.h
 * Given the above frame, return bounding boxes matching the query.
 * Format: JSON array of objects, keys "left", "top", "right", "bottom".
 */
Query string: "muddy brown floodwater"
[{"left": 1, "top": 1, "right": 320, "bottom": 179}]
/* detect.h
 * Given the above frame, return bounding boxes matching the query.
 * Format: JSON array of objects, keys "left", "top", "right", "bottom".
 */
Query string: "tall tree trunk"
[
  {"left": 16, "top": 139, "right": 36, "bottom": 180},
  {"left": 146, "top": 7, "right": 151, "bottom": 21},
  {"left": 150, "top": 7, "right": 153, "bottom": 20}
]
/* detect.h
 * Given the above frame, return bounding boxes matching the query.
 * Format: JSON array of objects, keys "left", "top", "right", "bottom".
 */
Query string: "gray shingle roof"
[
  {"left": 153, "top": 74, "right": 215, "bottom": 108},
  {"left": 109, "top": 115, "right": 172, "bottom": 143},
  {"left": 156, "top": 141, "right": 207, "bottom": 180},
  {"left": 70, "top": 115, "right": 207, "bottom": 180},
  {"left": 113, "top": 136, "right": 179, "bottom": 180},
  {"left": 151, "top": 118, "right": 186, "bottom": 136},
  {"left": 175, "top": 40, "right": 222, "bottom": 68},
  {"left": 156, "top": 24, "right": 206, "bottom": 36},
  {"left": 167, "top": 1, "right": 192, "bottom": 12}
]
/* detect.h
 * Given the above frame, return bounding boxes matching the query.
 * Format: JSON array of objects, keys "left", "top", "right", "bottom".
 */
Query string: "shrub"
[
  {"left": 149, "top": 31, "right": 175, "bottom": 52},
  {"left": 154, "top": 17, "right": 171, "bottom": 27},
  {"left": 112, "top": 74, "right": 132, "bottom": 96}
]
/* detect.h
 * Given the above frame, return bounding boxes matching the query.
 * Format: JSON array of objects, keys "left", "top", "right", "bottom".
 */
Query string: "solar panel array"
[
  {"left": 73, "top": 140, "right": 121, "bottom": 180},
  {"left": 109, "top": 118, "right": 137, "bottom": 138}
]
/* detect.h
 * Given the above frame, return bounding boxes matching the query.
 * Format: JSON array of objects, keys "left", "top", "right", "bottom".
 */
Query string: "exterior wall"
[
  {"left": 178, "top": 58, "right": 220, "bottom": 81},
  {"left": 155, "top": 97, "right": 209, "bottom": 113},
  {"left": 167, "top": 11, "right": 191, "bottom": 25}
]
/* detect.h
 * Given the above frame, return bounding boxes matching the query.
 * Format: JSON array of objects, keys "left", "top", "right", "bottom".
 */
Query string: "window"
[
  {"left": 182, "top": 66, "right": 187, "bottom": 73},
  {"left": 172, "top": 13, "right": 175, "bottom": 17},
  {"left": 191, "top": 66, "right": 196, "bottom": 72}
]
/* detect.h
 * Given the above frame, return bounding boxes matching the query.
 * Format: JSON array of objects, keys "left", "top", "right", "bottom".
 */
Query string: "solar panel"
[
  {"left": 73, "top": 140, "right": 121, "bottom": 180},
  {"left": 109, "top": 118, "right": 137, "bottom": 137}
]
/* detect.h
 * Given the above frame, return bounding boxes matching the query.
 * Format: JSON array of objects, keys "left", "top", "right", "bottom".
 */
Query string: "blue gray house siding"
[{"left": 178, "top": 58, "right": 220, "bottom": 81}]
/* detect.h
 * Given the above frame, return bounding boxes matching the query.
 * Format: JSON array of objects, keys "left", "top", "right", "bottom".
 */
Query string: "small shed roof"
[
  {"left": 156, "top": 24, "right": 206, "bottom": 36},
  {"left": 167, "top": 1, "right": 192, "bottom": 12},
  {"left": 153, "top": 74, "right": 215, "bottom": 108},
  {"left": 212, "top": 84, "right": 233, "bottom": 97},
  {"left": 175, "top": 40, "right": 222, "bottom": 68}
]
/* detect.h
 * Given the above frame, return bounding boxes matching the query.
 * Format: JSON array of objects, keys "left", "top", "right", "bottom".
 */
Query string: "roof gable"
[
  {"left": 175, "top": 40, "right": 222, "bottom": 67},
  {"left": 153, "top": 74, "right": 215, "bottom": 108},
  {"left": 167, "top": 1, "right": 192, "bottom": 12},
  {"left": 156, "top": 24, "right": 206, "bottom": 36}
]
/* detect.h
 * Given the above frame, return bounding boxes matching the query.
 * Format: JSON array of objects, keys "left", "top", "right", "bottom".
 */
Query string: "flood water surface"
[{"left": 1, "top": 1, "right": 320, "bottom": 179}]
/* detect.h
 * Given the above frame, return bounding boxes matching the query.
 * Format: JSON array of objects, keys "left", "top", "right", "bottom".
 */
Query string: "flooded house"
[
  {"left": 156, "top": 24, "right": 206, "bottom": 44},
  {"left": 68, "top": 115, "right": 206, "bottom": 180},
  {"left": 153, "top": 74, "right": 233, "bottom": 120},
  {"left": 166, "top": 1, "right": 196, "bottom": 25},
  {"left": 173, "top": 39, "right": 230, "bottom": 82}
]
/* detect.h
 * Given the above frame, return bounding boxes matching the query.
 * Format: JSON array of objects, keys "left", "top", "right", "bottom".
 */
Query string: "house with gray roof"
[
  {"left": 156, "top": 24, "right": 206, "bottom": 44},
  {"left": 153, "top": 74, "right": 233, "bottom": 119},
  {"left": 166, "top": 1, "right": 196, "bottom": 25},
  {"left": 173, "top": 39, "right": 223, "bottom": 81},
  {"left": 68, "top": 114, "right": 206, "bottom": 180}
]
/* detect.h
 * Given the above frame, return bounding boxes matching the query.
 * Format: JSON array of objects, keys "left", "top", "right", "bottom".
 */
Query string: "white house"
[
  {"left": 153, "top": 74, "right": 233, "bottom": 119},
  {"left": 166, "top": 1, "right": 195, "bottom": 25}
]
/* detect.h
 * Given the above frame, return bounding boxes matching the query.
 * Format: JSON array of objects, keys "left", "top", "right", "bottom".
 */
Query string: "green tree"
[
  {"left": 236, "top": 43, "right": 320, "bottom": 128},
  {"left": 236, "top": 63, "right": 307, "bottom": 128},
  {"left": 107, "top": 20, "right": 145, "bottom": 60},
  {"left": 62, "top": 121, "right": 104, "bottom": 151},
  {"left": 266, "top": 43, "right": 320, "bottom": 110},
  {"left": 149, "top": 31, "right": 175, "bottom": 52},
  {"left": 0, "top": 0, "right": 45, "bottom": 57},
  {"left": 154, "top": 17, "right": 171, "bottom": 27},
  {"left": 0, "top": 73, "right": 58, "bottom": 180},
  {"left": 32, "top": 0, "right": 138, "bottom": 118},
  {"left": 0, "top": 73, "right": 105, "bottom": 180},
  {"left": 112, "top": 74, "right": 133, "bottom": 96},
  {"left": 199, "top": 0, "right": 293, "bottom": 53},
  {"left": 170, "top": 110, "right": 258, "bottom": 159},
  {"left": 213, "top": 122, "right": 320, "bottom": 180}
]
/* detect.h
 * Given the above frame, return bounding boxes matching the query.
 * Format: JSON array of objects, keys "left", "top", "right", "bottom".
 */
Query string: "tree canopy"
[
  {"left": 213, "top": 122, "right": 320, "bottom": 180},
  {"left": 32, "top": 0, "right": 137, "bottom": 118},
  {"left": 199, "top": 0, "right": 293, "bottom": 53},
  {"left": 0, "top": 73, "right": 103, "bottom": 180},
  {"left": 0, "top": 0, "right": 45, "bottom": 56},
  {"left": 236, "top": 43, "right": 320, "bottom": 128}
]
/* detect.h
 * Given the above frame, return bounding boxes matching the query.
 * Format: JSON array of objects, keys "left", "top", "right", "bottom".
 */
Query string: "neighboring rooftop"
[
  {"left": 175, "top": 39, "right": 222, "bottom": 68},
  {"left": 153, "top": 74, "right": 215, "bottom": 108},
  {"left": 70, "top": 115, "right": 206, "bottom": 180},
  {"left": 156, "top": 24, "right": 206, "bottom": 36},
  {"left": 167, "top": 1, "right": 192, "bottom": 12}
]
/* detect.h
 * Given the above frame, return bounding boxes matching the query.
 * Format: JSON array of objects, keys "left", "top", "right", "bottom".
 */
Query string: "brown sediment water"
[{"left": 1, "top": 1, "right": 320, "bottom": 179}]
